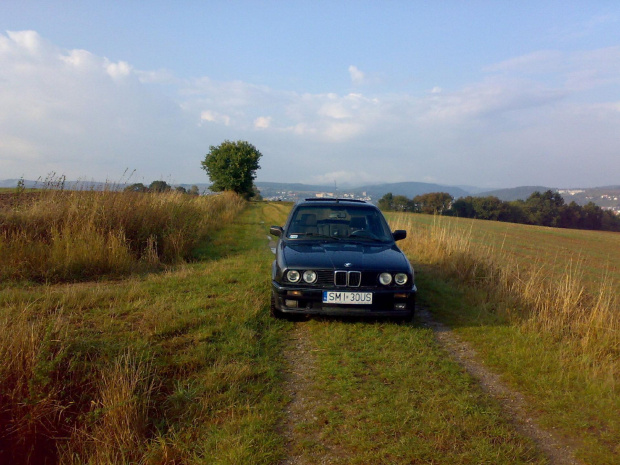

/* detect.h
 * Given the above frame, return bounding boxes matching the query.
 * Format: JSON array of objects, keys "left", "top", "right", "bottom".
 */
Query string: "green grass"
[
  {"left": 288, "top": 319, "right": 544, "bottom": 464},
  {"left": 417, "top": 271, "right": 620, "bottom": 464}
]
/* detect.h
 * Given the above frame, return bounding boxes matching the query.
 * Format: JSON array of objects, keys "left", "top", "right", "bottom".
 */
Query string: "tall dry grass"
[
  {"left": 0, "top": 188, "right": 246, "bottom": 463},
  {"left": 394, "top": 215, "right": 619, "bottom": 383},
  {"left": 0, "top": 303, "right": 161, "bottom": 464},
  {"left": 0, "top": 305, "right": 71, "bottom": 463},
  {"left": 59, "top": 352, "right": 158, "bottom": 465},
  {"left": 0, "top": 189, "right": 245, "bottom": 282}
]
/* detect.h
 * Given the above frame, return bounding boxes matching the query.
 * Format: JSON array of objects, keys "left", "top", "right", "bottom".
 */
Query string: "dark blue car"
[{"left": 270, "top": 198, "right": 416, "bottom": 320}]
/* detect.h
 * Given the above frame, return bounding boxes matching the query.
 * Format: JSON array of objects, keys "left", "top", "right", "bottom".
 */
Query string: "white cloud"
[
  {"left": 0, "top": 30, "right": 195, "bottom": 182},
  {"left": 254, "top": 116, "right": 272, "bottom": 129},
  {"left": 484, "top": 50, "right": 565, "bottom": 74},
  {"left": 310, "top": 170, "right": 376, "bottom": 186},
  {"left": 201, "top": 110, "right": 231, "bottom": 125},
  {"left": 136, "top": 68, "right": 178, "bottom": 84},
  {"left": 417, "top": 78, "right": 567, "bottom": 124},
  {"left": 60, "top": 49, "right": 98, "bottom": 69},
  {"left": 348, "top": 65, "right": 365, "bottom": 85},
  {"left": 6, "top": 30, "right": 44, "bottom": 53},
  {"left": 568, "top": 46, "right": 620, "bottom": 90},
  {"left": 484, "top": 47, "right": 620, "bottom": 91},
  {"left": 319, "top": 102, "right": 351, "bottom": 119},
  {"left": 287, "top": 123, "right": 317, "bottom": 136},
  {"left": 323, "top": 122, "right": 363, "bottom": 141},
  {"left": 105, "top": 60, "right": 133, "bottom": 79}
]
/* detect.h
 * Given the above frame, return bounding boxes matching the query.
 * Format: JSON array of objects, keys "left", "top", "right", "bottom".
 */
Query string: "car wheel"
[
  {"left": 270, "top": 291, "right": 284, "bottom": 319},
  {"left": 396, "top": 307, "right": 415, "bottom": 324}
]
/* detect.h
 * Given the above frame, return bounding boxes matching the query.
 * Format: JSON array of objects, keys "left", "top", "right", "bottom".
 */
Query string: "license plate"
[{"left": 323, "top": 291, "right": 372, "bottom": 305}]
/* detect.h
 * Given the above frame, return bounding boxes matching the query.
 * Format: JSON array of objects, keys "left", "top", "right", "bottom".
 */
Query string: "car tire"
[
  {"left": 270, "top": 291, "right": 284, "bottom": 319},
  {"left": 396, "top": 305, "right": 415, "bottom": 324},
  {"left": 406, "top": 299, "right": 416, "bottom": 322}
]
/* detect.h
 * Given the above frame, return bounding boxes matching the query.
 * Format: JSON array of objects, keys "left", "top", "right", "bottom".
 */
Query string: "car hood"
[{"left": 279, "top": 240, "right": 411, "bottom": 271}]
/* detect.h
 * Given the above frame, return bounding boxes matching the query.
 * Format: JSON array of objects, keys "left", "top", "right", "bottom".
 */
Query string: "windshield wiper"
[
  {"left": 289, "top": 232, "right": 336, "bottom": 240},
  {"left": 349, "top": 237, "right": 387, "bottom": 243}
]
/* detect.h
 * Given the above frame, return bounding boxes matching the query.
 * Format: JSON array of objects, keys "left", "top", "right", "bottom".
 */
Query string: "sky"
[{"left": 1, "top": 1, "right": 620, "bottom": 189}]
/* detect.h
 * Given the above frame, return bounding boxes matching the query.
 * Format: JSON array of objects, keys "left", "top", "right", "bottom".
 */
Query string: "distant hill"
[
  {"left": 3, "top": 179, "right": 618, "bottom": 209},
  {"left": 254, "top": 182, "right": 336, "bottom": 193},
  {"left": 0, "top": 179, "right": 20, "bottom": 188},
  {"left": 472, "top": 185, "right": 620, "bottom": 209},
  {"left": 476, "top": 186, "right": 554, "bottom": 201},
  {"left": 454, "top": 185, "right": 492, "bottom": 195},
  {"left": 255, "top": 181, "right": 469, "bottom": 201},
  {"left": 558, "top": 186, "right": 620, "bottom": 208},
  {"left": 352, "top": 182, "right": 469, "bottom": 199}
]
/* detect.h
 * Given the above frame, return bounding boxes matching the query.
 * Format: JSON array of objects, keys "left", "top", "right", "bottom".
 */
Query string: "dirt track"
[
  {"left": 279, "top": 308, "right": 582, "bottom": 465},
  {"left": 416, "top": 307, "right": 582, "bottom": 465}
]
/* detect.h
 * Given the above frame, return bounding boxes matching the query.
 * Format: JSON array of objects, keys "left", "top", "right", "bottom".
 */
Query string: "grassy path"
[{"left": 279, "top": 319, "right": 545, "bottom": 464}]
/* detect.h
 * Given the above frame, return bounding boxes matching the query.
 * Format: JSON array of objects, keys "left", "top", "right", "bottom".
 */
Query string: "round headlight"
[
  {"left": 379, "top": 272, "right": 392, "bottom": 285},
  {"left": 303, "top": 270, "right": 317, "bottom": 283},
  {"left": 395, "top": 273, "right": 408, "bottom": 285},
  {"left": 287, "top": 270, "right": 300, "bottom": 283}
]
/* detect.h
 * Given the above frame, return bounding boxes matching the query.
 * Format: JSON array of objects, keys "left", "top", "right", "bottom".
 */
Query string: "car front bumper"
[{"left": 271, "top": 281, "right": 417, "bottom": 317}]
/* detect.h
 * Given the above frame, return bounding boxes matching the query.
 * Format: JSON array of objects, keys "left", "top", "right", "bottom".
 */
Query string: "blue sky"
[{"left": 1, "top": 1, "right": 620, "bottom": 189}]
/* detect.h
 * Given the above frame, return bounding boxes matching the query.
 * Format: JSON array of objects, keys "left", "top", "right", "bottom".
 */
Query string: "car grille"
[
  {"left": 316, "top": 270, "right": 336, "bottom": 286},
  {"left": 314, "top": 270, "right": 366, "bottom": 288}
]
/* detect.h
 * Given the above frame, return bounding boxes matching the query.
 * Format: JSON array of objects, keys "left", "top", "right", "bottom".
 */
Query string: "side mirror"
[
  {"left": 270, "top": 226, "right": 283, "bottom": 237},
  {"left": 392, "top": 230, "right": 407, "bottom": 241}
]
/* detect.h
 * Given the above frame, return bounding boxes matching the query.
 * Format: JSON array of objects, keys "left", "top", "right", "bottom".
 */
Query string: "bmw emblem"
[{"left": 344, "top": 262, "right": 352, "bottom": 268}]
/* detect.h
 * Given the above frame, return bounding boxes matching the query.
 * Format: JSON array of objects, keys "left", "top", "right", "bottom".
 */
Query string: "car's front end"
[
  {"left": 271, "top": 267, "right": 416, "bottom": 318},
  {"left": 269, "top": 199, "right": 417, "bottom": 320}
]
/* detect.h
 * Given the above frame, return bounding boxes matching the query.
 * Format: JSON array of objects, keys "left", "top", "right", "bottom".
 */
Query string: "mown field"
[{"left": 1, "top": 193, "right": 618, "bottom": 464}]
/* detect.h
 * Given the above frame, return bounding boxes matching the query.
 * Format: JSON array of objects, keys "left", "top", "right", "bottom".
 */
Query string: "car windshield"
[{"left": 286, "top": 205, "right": 393, "bottom": 242}]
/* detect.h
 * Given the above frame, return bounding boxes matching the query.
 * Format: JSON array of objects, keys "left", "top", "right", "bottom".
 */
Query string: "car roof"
[{"left": 296, "top": 198, "right": 373, "bottom": 207}]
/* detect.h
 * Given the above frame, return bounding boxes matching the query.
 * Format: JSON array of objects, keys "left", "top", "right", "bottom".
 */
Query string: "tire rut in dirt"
[
  {"left": 417, "top": 306, "right": 583, "bottom": 465},
  {"left": 279, "top": 323, "right": 340, "bottom": 465}
]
